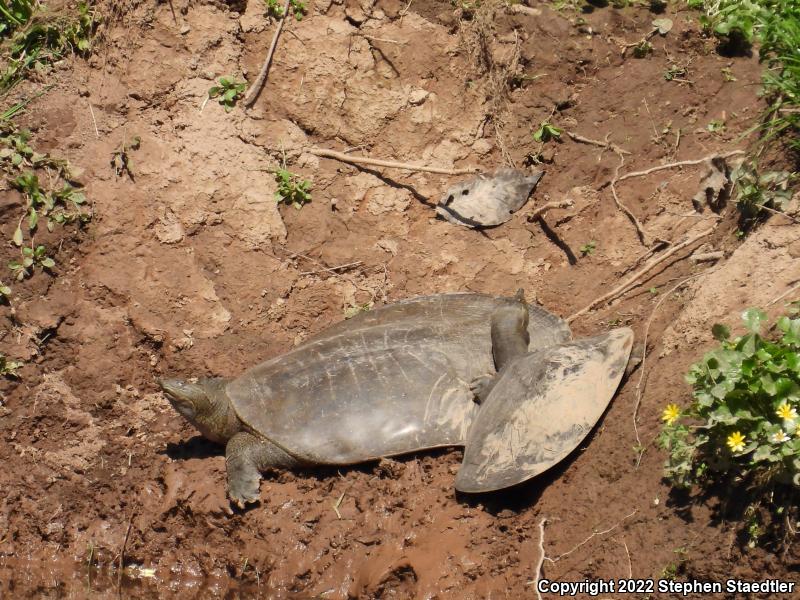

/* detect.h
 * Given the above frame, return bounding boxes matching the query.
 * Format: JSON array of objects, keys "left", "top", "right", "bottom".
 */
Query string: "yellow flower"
[
  {"left": 772, "top": 430, "right": 790, "bottom": 443},
  {"left": 776, "top": 402, "right": 798, "bottom": 421},
  {"left": 662, "top": 404, "right": 681, "bottom": 425},
  {"left": 727, "top": 431, "right": 746, "bottom": 453}
]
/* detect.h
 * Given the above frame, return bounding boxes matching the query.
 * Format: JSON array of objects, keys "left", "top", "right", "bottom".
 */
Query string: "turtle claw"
[
  {"left": 469, "top": 374, "right": 496, "bottom": 405},
  {"left": 228, "top": 475, "right": 261, "bottom": 510}
]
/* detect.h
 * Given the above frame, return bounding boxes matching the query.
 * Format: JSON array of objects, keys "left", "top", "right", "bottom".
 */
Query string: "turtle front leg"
[{"left": 225, "top": 431, "right": 302, "bottom": 509}]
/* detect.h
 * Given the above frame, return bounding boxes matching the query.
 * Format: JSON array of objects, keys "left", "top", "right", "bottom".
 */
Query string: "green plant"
[
  {"left": 0, "top": 1, "right": 96, "bottom": 94},
  {"left": 686, "top": 1, "right": 800, "bottom": 150},
  {"left": 208, "top": 77, "right": 247, "bottom": 112},
  {"left": 731, "top": 162, "right": 793, "bottom": 221},
  {"left": 264, "top": 0, "right": 307, "bottom": 20},
  {"left": 632, "top": 39, "right": 653, "bottom": 58},
  {"left": 533, "top": 121, "right": 562, "bottom": 143},
  {"left": 0, "top": 354, "right": 22, "bottom": 377},
  {"left": 707, "top": 118, "right": 726, "bottom": 133},
  {"left": 9, "top": 244, "right": 54, "bottom": 280},
  {"left": 110, "top": 135, "right": 141, "bottom": 179},
  {"left": 721, "top": 67, "right": 737, "bottom": 82},
  {"left": 344, "top": 302, "right": 373, "bottom": 319},
  {"left": 274, "top": 164, "right": 312, "bottom": 209},
  {"left": 664, "top": 64, "right": 687, "bottom": 81},
  {"left": 0, "top": 281, "right": 11, "bottom": 302},
  {"left": 660, "top": 308, "right": 800, "bottom": 492},
  {"left": 579, "top": 240, "right": 596, "bottom": 256}
]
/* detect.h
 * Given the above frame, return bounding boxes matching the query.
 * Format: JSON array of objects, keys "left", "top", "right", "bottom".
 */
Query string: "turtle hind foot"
[{"left": 469, "top": 374, "right": 497, "bottom": 405}]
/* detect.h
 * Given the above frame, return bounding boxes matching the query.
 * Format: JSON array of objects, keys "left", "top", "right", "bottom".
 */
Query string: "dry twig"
[
  {"left": 567, "top": 131, "right": 631, "bottom": 155},
  {"left": 117, "top": 513, "right": 135, "bottom": 590},
  {"left": 690, "top": 251, "right": 724, "bottom": 262},
  {"left": 545, "top": 510, "right": 638, "bottom": 564},
  {"left": 300, "top": 261, "right": 363, "bottom": 276},
  {"left": 87, "top": 102, "right": 99, "bottom": 138},
  {"left": 620, "top": 538, "right": 633, "bottom": 578},
  {"left": 633, "top": 273, "right": 710, "bottom": 466},
  {"left": 768, "top": 280, "right": 800, "bottom": 307},
  {"left": 616, "top": 150, "right": 745, "bottom": 183},
  {"left": 531, "top": 517, "right": 548, "bottom": 599},
  {"left": 309, "top": 147, "right": 480, "bottom": 175},
  {"left": 243, "top": 0, "right": 291, "bottom": 107},
  {"left": 527, "top": 199, "right": 574, "bottom": 221},
  {"left": 567, "top": 226, "right": 716, "bottom": 323},
  {"left": 610, "top": 153, "right": 653, "bottom": 246}
]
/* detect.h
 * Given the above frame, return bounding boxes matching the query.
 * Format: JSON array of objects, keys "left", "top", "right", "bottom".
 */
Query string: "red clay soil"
[{"left": 1, "top": 0, "right": 798, "bottom": 598}]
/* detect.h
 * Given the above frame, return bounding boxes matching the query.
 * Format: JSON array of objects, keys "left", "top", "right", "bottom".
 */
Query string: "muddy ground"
[{"left": 1, "top": 0, "right": 798, "bottom": 597}]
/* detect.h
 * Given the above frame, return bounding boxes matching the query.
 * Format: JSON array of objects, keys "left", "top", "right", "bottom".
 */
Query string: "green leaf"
[
  {"left": 12, "top": 226, "right": 23, "bottom": 246},
  {"left": 742, "top": 307, "right": 767, "bottom": 333},
  {"left": 28, "top": 209, "right": 37, "bottom": 230},
  {"left": 753, "top": 445, "right": 778, "bottom": 463},
  {"left": 40, "top": 257, "right": 55, "bottom": 268}
]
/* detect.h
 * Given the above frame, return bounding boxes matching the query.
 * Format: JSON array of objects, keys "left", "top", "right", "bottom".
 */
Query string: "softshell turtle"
[{"left": 160, "top": 292, "right": 632, "bottom": 508}]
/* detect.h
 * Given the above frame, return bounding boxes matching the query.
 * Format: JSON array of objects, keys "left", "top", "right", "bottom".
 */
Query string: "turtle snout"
[{"left": 157, "top": 378, "right": 198, "bottom": 420}]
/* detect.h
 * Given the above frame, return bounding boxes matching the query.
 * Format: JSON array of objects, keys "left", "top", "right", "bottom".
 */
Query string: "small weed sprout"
[
  {"left": 264, "top": 0, "right": 307, "bottom": 20},
  {"left": 706, "top": 119, "right": 726, "bottom": 133},
  {"left": 344, "top": 302, "right": 373, "bottom": 319},
  {"left": 632, "top": 40, "right": 653, "bottom": 58},
  {"left": 274, "top": 162, "right": 312, "bottom": 209},
  {"left": 721, "top": 67, "right": 737, "bottom": 82},
  {"left": 9, "top": 244, "right": 54, "bottom": 280},
  {"left": 0, "top": 281, "right": 11, "bottom": 302},
  {"left": 0, "top": 354, "right": 22, "bottom": 377},
  {"left": 579, "top": 240, "right": 596, "bottom": 256},
  {"left": 208, "top": 77, "right": 247, "bottom": 111},
  {"left": 533, "top": 121, "right": 562, "bottom": 143},
  {"left": 110, "top": 135, "right": 141, "bottom": 179}
]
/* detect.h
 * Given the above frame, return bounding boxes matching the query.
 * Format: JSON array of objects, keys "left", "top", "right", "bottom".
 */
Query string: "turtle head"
[{"left": 158, "top": 377, "right": 239, "bottom": 443}]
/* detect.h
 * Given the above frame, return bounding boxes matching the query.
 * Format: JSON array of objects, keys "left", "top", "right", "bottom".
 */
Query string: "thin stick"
[
  {"left": 617, "top": 150, "right": 745, "bottom": 183},
  {"left": 620, "top": 538, "right": 632, "bottom": 578},
  {"left": 358, "top": 34, "right": 406, "bottom": 45},
  {"left": 532, "top": 517, "right": 547, "bottom": 599},
  {"left": 332, "top": 492, "right": 345, "bottom": 519},
  {"left": 567, "top": 226, "right": 716, "bottom": 323},
  {"left": 243, "top": 0, "right": 291, "bottom": 107},
  {"left": 633, "top": 274, "right": 708, "bottom": 466},
  {"left": 87, "top": 102, "right": 99, "bottom": 138},
  {"left": 546, "top": 510, "right": 638, "bottom": 564},
  {"left": 309, "top": 147, "right": 480, "bottom": 175},
  {"left": 767, "top": 280, "right": 800, "bottom": 307},
  {"left": 117, "top": 513, "right": 135, "bottom": 590},
  {"left": 509, "top": 4, "right": 541, "bottom": 17},
  {"left": 610, "top": 153, "right": 651, "bottom": 246},
  {"left": 690, "top": 251, "right": 724, "bottom": 262},
  {"left": 300, "top": 261, "right": 363, "bottom": 276},
  {"left": 567, "top": 131, "right": 631, "bottom": 155},
  {"left": 754, "top": 203, "right": 800, "bottom": 224},
  {"left": 527, "top": 199, "right": 574, "bottom": 221}
]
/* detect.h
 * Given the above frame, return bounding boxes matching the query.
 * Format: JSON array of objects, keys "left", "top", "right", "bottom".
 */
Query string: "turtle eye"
[{"left": 444, "top": 194, "right": 455, "bottom": 206}]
